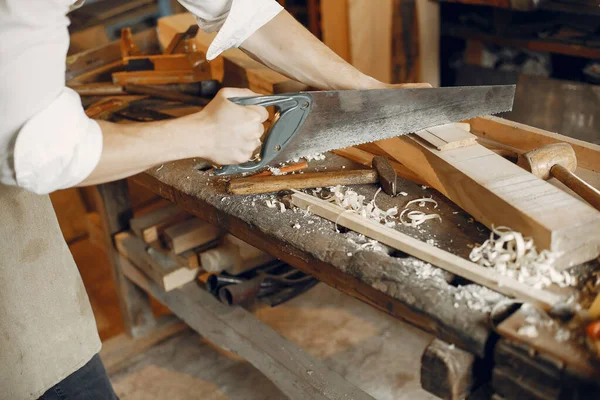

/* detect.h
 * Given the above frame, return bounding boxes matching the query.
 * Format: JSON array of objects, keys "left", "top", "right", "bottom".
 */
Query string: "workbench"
[{"left": 74, "top": 19, "right": 600, "bottom": 399}]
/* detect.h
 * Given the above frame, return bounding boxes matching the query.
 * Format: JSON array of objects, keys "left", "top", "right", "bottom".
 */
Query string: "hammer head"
[
  {"left": 372, "top": 156, "right": 399, "bottom": 196},
  {"left": 517, "top": 143, "right": 577, "bottom": 180}
]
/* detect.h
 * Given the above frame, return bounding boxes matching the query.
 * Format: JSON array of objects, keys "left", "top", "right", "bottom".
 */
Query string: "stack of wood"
[{"left": 114, "top": 203, "right": 274, "bottom": 292}]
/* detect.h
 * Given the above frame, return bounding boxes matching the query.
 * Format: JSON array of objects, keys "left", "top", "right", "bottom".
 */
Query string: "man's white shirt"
[{"left": 0, "top": 0, "right": 282, "bottom": 194}]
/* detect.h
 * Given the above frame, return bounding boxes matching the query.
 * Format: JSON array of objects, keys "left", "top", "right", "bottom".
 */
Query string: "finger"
[
  {"left": 392, "top": 82, "right": 432, "bottom": 89},
  {"left": 245, "top": 105, "right": 269, "bottom": 122},
  {"left": 220, "top": 87, "right": 261, "bottom": 99}
]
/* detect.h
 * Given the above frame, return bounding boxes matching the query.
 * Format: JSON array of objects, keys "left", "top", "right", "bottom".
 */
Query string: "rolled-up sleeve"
[
  {"left": 0, "top": 0, "right": 102, "bottom": 194},
  {"left": 178, "top": 0, "right": 283, "bottom": 60}
]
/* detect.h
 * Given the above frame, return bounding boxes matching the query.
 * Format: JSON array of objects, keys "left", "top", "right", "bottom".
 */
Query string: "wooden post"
[
  {"left": 420, "top": 338, "right": 479, "bottom": 400},
  {"left": 96, "top": 180, "right": 157, "bottom": 337}
]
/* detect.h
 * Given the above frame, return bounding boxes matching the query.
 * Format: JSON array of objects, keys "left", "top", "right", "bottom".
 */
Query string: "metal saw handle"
[{"left": 213, "top": 93, "right": 312, "bottom": 176}]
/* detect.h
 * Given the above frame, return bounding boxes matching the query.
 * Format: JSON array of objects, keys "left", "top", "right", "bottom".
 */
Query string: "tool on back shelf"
[
  {"left": 205, "top": 261, "right": 317, "bottom": 306},
  {"left": 517, "top": 143, "right": 600, "bottom": 211},
  {"left": 212, "top": 85, "right": 516, "bottom": 176},
  {"left": 71, "top": 80, "right": 221, "bottom": 98},
  {"left": 112, "top": 26, "right": 211, "bottom": 85}
]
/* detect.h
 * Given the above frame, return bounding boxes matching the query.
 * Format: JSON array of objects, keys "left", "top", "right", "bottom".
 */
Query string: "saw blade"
[{"left": 269, "top": 85, "right": 515, "bottom": 165}]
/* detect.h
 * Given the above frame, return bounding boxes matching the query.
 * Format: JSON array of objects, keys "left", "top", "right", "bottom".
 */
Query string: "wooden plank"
[
  {"left": 100, "top": 314, "right": 186, "bottom": 375},
  {"left": 50, "top": 188, "right": 89, "bottom": 243},
  {"left": 116, "top": 232, "right": 199, "bottom": 291},
  {"left": 96, "top": 180, "right": 156, "bottom": 337},
  {"left": 227, "top": 169, "right": 379, "bottom": 195},
  {"left": 200, "top": 235, "right": 275, "bottom": 275},
  {"left": 119, "top": 259, "right": 376, "bottom": 400},
  {"left": 469, "top": 116, "right": 600, "bottom": 173},
  {"left": 86, "top": 212, "right": 106, "bottom": 252},
  {"left": 291, "top": 190, "right": 563, "bottom": 310},
  {"left": 163, "top": 217, "right": 220, "bottom": 254},
  {"left": 332, "top": 147, "right": 426, "bottom": 185},
  {"left": 374, "top": 135, "right": 600, "bottom": 267},
  {"left": 414, "top": 124, "right": 477, "bottom": 151},
  {"left": 348, "top": 0, "right": 393, "bottom": 83},
  {"left": 320, "top": 0, "right": 351, "bottom": 62},
  {"left": 421, "top": 338, "right": 478, "bottom": 400},
  {"left": 130, "top": 203, "right": 190, "bottom": 243},
  {"left": 416, "top": 0, "right": 440, "bottom": 86},
  {"left": 391, "top": 0, "right": 420, "bottom": 84}
]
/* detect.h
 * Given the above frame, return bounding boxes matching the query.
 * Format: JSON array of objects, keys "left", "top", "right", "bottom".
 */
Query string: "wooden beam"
[
  {"left": 95, "top": 181, "right": 156, "bottom": 337},
  {"left": 416, "top": 0, "right": 440, "bottom": 86},
  {"left": 469, "top": 116, "right": 600, "bottom": 173},
  {"left": 100, "top": 315, "right": 186, "bottom": 375},
  {"left": 291, "top": 190, "right": 564, "bottom": 310},
  {"left": 421, "top": 338, "right": 479, "bottom": 400},
  {"left": 116, "top": 233, "right": 199, "bottom": 291},
  {"left": 163, "top": 217, "right": 220, "bottom": 254},
  {"left": 391, "top": 0, "right": 420, "bottom": 83},
  {"left": 348, "top": 0, "right": 393, "bottom": 83},
  {"left": 120, "top": 258, "right": 376, "bottom": 400},
  {"left": 374, "top": 134, "right": 600, "bottom": 268},
  {"left": 320, "top": 0, "right": 351, "bottom": 62},
  {"left": 130, "top": 203, "right": 190, "bottom": 243},
  {"left": 414, "top": 124, "right": 477, "bottom": 151}
]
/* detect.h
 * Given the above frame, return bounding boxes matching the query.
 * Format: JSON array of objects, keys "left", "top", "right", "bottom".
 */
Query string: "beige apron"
[{"left": 0, "top": 185, "right": 100, "bottom": 399}]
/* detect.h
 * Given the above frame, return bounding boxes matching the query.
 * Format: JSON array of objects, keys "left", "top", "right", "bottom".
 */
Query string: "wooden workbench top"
[{"left": 133, "top": 153, "right": 502, "bottom": 357}]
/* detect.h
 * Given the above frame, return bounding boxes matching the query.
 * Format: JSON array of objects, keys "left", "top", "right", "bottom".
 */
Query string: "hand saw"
[{"left": 214, "top": 85, "right": 515, "bottom": 175}]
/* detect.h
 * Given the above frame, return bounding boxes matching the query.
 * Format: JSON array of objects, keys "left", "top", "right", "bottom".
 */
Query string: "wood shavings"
[
  {"left": 330, "top": 186, "right": 398, "bottom": 228},
  {"left": 267, "top": 166, "right": 284, "bottom": 175},
  {"left": 453, "top": 285, "right": 504, "bottom": 313},
  {"left": 517, "top": 325, "right": 539, "bottom": 338},
  {"left": 398, "top": 197, "right": 442, "bottom": 228},
  {"left": 293, "top": 153, "right": 326, "bottom": 162},
  {"left": 469, "top": 226, "right": 575, "bottom": 289}
]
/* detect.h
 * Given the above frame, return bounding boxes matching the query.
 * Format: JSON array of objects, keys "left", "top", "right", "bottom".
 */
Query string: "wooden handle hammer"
[
  {"left": 227, "top": 156, "right": 399, "bottom": 195},
  {"left": 517, "top": 143, "right": 600, "bottom": 211}
]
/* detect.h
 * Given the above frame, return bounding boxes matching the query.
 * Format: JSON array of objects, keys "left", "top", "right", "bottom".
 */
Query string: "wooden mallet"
[{"left": 517, "top": 143, "right": 600, "bottom": 211}]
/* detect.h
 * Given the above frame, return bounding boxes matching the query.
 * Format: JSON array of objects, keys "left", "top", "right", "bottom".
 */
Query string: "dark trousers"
[{"left": 38, "top": 354, "right": 119, "bottom": 400}]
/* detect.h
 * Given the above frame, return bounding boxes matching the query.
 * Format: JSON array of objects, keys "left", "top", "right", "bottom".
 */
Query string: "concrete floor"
[{"left": 109, "top": 283, "right": 438, "bottom": 400}]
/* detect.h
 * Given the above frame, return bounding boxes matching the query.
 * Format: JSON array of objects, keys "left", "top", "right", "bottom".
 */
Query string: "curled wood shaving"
[
  {"left": 330, "top": 186, "right": 398, "bottom": 227},
  {"left": 399, "top": 197, "right": 442, "bottom": 227},
  {"left": 469, "top": 226, "right": 575, "bottom": 289}
]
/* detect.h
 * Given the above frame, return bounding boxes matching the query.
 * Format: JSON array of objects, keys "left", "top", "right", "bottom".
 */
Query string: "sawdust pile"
[{"left": 469, "top": 226, "right": 576, "bottom": 289}]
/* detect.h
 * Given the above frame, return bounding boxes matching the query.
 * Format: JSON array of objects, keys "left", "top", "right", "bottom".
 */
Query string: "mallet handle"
[{"left": 551, "top": 164, "right": 600, "bottom": 212}]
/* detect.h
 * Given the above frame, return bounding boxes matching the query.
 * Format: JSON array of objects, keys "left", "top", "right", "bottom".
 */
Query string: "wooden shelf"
[{"left": 442, "top": 25, "right": 600, "bottom": 59}]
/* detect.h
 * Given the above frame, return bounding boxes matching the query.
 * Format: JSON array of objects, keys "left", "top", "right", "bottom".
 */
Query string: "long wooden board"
[
  {"left": 120, "top": 256, "right": 376, "bottom": 400},
  {"left": 374, "top": 134, "right": 600, "bottom": 268},
  {"left": 469, "top": 116, "right": 600, "bottom": 173},
  {"left": 291, "top": 190, "right": 563, "bottom": 310}
]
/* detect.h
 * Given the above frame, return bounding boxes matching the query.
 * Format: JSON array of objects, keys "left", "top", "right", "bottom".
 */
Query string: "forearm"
[
  {"left": 78, "top": 120, "right": 188, "bottom": 186},
  {"left": 79, "top": 87, "right": 268, "bottom": 187},
  {"left": 240, "top": 11, "right": 384, "bottom": 90}
]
